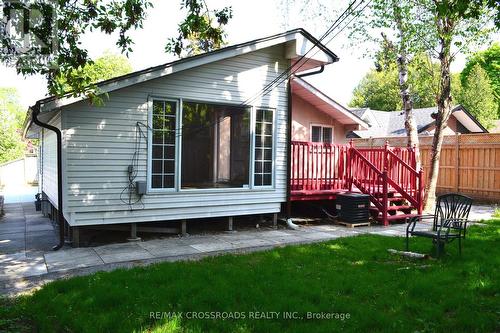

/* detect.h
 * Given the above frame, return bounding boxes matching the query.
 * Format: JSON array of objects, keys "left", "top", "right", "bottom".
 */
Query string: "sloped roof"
[
  {"left": 349, "top": 105, "right": 487, "bottom": 138},
  {"left": 35, "top": 28, "right": 338, "bottom": 113},
  {"left": 291, "top": 76, "right": 368, "bottom": 128},
  {"left": 25, "top": 28, "right": 339, "bottom": 138}
]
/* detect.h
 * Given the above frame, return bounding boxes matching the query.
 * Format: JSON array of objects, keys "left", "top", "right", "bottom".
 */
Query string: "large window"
[
  {"left": 254, "top": 109, "right": 273, "bottom": 186},
  {"left": 151, "top": 99, "right": 177, "bottom": 189},
  {"left": 181, "top": 102, "right": 250, "bottom": 189},
  {"left": 311, "top": 125, "right": 333, "bottom": 143}
]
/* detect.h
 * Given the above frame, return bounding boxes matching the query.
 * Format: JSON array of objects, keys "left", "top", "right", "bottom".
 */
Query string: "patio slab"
[
  {"left": 0, "top": 200, "right": 495, "bottom": 296},
  {"left": 0, "top": 252, "right": 47, "bottom": 280},
  {"left": 221, "top": 237, "right": 276, "bottom": 249},
  {"left": 190, "top": 239, "right": 236, "bottom": 252},
  {"left": 138, "top": 240, "right": 202, "bottom": 257},
  {"left": 94, "top": 242, "right": 155, "bottom": 264},
  {"left": 44, "top": 248, "right": 104, "bottom": 272},
  {"left": 299, "top": 231, "right": 340, "bottom": 241}
]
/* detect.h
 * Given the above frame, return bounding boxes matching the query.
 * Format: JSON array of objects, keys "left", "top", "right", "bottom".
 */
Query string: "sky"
[{"left": 0, "top": 0, "right": 481, "bottom": 109}]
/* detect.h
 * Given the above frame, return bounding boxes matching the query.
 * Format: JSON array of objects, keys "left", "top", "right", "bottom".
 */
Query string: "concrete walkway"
[{"left": 0, "top": 202, "right": 495, "bottom": 296}]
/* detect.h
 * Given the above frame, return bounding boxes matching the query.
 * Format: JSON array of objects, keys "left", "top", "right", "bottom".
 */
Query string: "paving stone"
[
  {"left": 177, "top": 235, "right": 220, "bottom": 246},
  {"left": 0, "top": 224, "right": 25, "bottom": 234},
  {"left": 0, "top": 253, "right": 47, "bottom": 280},
  {"left": 223, "top": 237, "right": 276, "bottom": 249},
  {"left": 215, "top": 232, "right": 257, "bottom": 241},
  {"left": 94, "top": 242, "right": 155, "bottom": 264},
  {"left": 256, "top": 230, "right": 293, "bottom": 238},
  {"left": 0, "top": 233, "right": 26, "bottom": 253},
  {"left": 307, "top": 225, "right": 341, "bottom": 233},
  {"left": 26, "top": 224, "right": 54, "bottom": 232},
  {"left": 299, "top": 231, "right": 339, "bottom": 241},
  {"left": 190, "top": 240, "right": 235, "bottom": 252},
  {"left": 138, "top": 241, "right": 201, "bottom": 257},
  {"left": 45, "top": 248, "right": 104, "bottom": 272}
]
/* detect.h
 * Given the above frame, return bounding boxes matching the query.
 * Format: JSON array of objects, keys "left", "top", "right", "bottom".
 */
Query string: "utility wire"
[{"left": 162, "top": 0, "right": 368, "bottom": 140}]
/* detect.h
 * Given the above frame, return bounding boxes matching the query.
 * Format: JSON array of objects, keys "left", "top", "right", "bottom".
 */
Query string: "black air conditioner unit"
[{"left": 336, "top": 192, "right": 370, "bottom": 223}]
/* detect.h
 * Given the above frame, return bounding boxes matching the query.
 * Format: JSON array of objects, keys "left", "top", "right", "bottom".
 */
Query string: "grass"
[{"left": 1, "top": 220, "right": 499, "bottom": 333}]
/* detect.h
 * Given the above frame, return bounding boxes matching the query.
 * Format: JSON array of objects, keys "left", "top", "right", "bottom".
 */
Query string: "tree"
[
  {"left": 0, "top": 0, "right": 152, "bottom": 100},
  {"left": 55, "top": 52, "right": 133, "bottom": 94},
  {"left": 461, "top": 43, "right": 500, "bottom": 116},
  {"left": 419, "top": 0, "right": 496, "bottom": 210},
  {"left": 349, "top": 0, "right": 436, "bottom": 164},
  {"left": 350, "top": 67, "right": 402, "bottom": 111},
  {"left": 350, "top": 53, "right": 455, "bottom": 111},
  {"left": 457, "top": 64, "right": 497, "bottom": 129},
  {"left": 0, "top": 88, "right": 26, "bottom": 163},
  {"left": 165, "top": 0, "right": 233, "bottom": 57}
]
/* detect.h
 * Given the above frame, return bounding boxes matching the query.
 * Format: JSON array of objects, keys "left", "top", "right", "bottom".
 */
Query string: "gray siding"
[
  {"left": 62, "top": 46, "right": 289, "bottom": 226},
  {"left": 41, "top": 112, "right": 61, "bottom": 208}
]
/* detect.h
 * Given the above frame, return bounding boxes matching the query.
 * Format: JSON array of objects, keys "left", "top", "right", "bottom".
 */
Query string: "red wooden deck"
[{"left": 289, "top": 141, "right": 424, "bottom": 225}]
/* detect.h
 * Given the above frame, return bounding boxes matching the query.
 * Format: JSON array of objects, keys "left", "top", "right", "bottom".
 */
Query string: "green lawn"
[{"left": 1, "top": 220, "right": 499, "bottom": 333}]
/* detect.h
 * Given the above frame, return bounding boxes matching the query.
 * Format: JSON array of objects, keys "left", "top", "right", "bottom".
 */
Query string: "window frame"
[
  {"left": 147, "top": 96, "right": 180, "bottom": 193},
  {"left": 179, "top": 99, "right": 253, "bottom": 191},
  {"left": 147, "top": 96, "right": 277, "bottom": 194},
  {"left": 310, "top": 123, "right": 334, "bottom": 143},
  {"left": 252, "top": 107, "right": 276, "bottom": 188}
]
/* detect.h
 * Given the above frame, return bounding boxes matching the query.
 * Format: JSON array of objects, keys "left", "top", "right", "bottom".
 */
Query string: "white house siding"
[
  {"left": 41, "top": 111, "right": 61, "bottom": 208},
  {"left": 62, "top": 45, "right": 289, "bottom": 226}
]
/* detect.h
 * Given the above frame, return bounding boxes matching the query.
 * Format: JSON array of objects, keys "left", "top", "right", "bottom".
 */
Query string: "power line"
[
  {"left": 139, "top": 0, "right": 370, "bottom": 141},
  {"left": 242, "top": 0, "right": 364, "bottom": 107}
]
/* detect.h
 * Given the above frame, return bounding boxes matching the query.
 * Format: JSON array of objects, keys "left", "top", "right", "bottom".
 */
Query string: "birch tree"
[
  {"left": 420, "top": 0, "right": 496, "bottom": 209},
  {"left": 349, "top": 0, "right": 432, "bottom": 165}
]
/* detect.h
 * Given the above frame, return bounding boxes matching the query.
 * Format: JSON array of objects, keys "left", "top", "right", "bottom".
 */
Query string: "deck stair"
[
  {"left": 290, "top": 140, "right": 425, "bottom": 226},
  {"left": 349, "top": 142, "right": 424, "bottom": 225}
]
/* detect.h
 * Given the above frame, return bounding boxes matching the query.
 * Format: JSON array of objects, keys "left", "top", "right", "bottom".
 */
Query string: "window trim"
[
  {"left": 147, "top": 96, "right": 180, "bottom": 193},
  {"left": 178, "top": 98, "right": 253, "bottom": 191},
  {"left": 310, "top": 123, "right": 334, "bottom": 143},
  {"left": 253, "top": 107, "right": 276, "bottom": 188},
  {"left": 146, "top": 96, "right": 276, "bottom": 194}
]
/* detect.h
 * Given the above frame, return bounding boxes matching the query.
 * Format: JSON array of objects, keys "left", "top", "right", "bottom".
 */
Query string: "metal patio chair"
[{"left": 406, "top": 193, "right": 473, "bottom": 257}]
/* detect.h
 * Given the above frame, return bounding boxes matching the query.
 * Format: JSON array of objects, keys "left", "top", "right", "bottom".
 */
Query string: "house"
[
  {"left": 23, "top": 29, "right": 341, "bottom": 245},
  {"left": 290, "top": 76, "right": 368, "bottom": 143},
  {"left": 347, "top": 105, "right": 488, "bottom": 139}
]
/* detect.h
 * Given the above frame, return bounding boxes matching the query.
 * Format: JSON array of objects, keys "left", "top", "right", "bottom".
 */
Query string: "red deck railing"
[
  {"left": 290, "top": 141, "right": 349, "bottom": 193},
  {"left": 290, "top": 140, "right": 424, "bottom": 225}
]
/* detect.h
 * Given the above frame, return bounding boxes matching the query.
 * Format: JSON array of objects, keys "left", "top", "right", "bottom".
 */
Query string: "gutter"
[
  {"left": 30, "top": 103, "right": 65, "bottom": 250},
  {"left": 285, "top": 65, "right": 327, "bottom": 229},
  {"left": 295, "top": 65, "right": 325, "bottom": 78}
]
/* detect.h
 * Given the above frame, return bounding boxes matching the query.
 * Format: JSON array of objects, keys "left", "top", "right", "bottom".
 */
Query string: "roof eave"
[
  {"left": 38, "top": 28, "right": 338, "bottom": 112},
  {"left": 291, "top": 76, "right": 369, "bottom": 129}
]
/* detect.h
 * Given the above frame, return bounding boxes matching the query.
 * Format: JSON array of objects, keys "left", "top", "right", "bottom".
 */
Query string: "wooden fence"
[{"left": 352, "top": 133, "right": 500, "bottom": 203}]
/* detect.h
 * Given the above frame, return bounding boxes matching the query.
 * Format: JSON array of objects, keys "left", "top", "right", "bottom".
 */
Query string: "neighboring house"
[
  {"left": 0, "top": 154, "right": 38, "bottom": 188},
  {"left": 347, "top": 105, "right": 488, "bottom": 139},
  {"left": 290, "top": 76, "right": 368, "bottom": 143},
  {"left": 24, "top": 29, "right": 339, "bottom": 238}
]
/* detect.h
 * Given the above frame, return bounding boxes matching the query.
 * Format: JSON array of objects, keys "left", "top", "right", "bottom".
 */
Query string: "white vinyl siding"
[
  {"left": 61, "top": 45, "right": 288, "bottom": 226},
  {"left": 41, "top": 111, "right": 61, "bottom": 208}
]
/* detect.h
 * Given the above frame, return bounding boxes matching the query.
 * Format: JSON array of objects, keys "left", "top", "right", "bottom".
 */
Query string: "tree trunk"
[
  {"left": 391, "top": 0, "right": 420, "bottom": 167},
  {"left": 424, "top": 16, "right": 454, "bottom": 211},
  {"left": 397, "top": 55, "right": 421, "bottom": 165}
]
